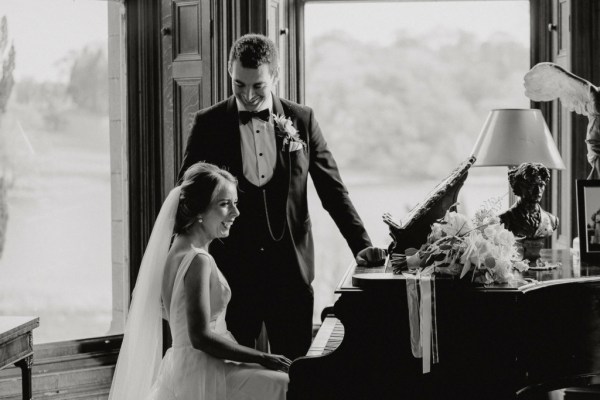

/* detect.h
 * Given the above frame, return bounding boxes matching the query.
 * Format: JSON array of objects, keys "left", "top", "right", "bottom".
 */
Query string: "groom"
[{"left": 178, "top": 34, "right": 382, "bottom": 360}]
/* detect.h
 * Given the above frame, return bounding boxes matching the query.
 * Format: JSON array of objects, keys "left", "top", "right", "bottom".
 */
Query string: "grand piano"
[{"left": 287, "top": 158, "right": 600, "bottom": 400}]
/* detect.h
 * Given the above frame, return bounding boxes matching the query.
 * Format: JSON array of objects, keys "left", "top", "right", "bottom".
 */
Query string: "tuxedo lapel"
[
  {"left": 225, "top": 96, "right": 244, "bottom": 177},
  {"left": 272, "top": 93, "right": 285, "bottom": 116},
  {"left": 272, "top": 95, "right": 289, "bottom": 172},
  {"left": 271, "top": 95, "right": 292, "bottom": 219}
]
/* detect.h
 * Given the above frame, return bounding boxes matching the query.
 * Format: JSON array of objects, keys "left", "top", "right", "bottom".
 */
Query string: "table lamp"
[
  {"left": 471, "top": 109, "right": 566, "bottom": 169},
  {"left": 470, "top": 109, "right": 566, "bottom": 260}
]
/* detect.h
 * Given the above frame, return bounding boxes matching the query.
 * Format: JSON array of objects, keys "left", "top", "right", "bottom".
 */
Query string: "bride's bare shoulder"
[
  {"left": 164, "top": 238, "right": 211, "bottom": 279},
  {"left": 165, "top": 242, "right": 191, "bottom": 269},
  {"left": 162, "top": 239, "right": 194, "bottom": 293}
]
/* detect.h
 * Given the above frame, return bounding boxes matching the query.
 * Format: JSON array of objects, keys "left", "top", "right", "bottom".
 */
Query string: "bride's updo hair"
[{"left": 174, "top": 162, "right": 237, "bottom": 234}]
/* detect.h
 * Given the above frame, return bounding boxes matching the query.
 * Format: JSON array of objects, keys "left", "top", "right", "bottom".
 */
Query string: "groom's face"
[{"left": 229, "top": 60, "right": 278, "bottom": 111}]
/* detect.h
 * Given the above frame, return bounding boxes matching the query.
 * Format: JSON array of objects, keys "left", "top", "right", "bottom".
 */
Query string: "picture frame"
[{"left": 576, "top": 179, "right": 600, "bottom": 263}]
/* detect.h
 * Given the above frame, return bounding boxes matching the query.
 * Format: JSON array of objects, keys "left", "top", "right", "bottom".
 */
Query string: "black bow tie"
[{"left": 239, "top": 109, "right": 270, "bottom": 125}]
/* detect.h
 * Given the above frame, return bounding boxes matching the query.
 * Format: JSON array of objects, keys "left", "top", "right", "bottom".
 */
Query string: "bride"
[{"left": 108, "top": 162, "right": 290, "bottom": 400}]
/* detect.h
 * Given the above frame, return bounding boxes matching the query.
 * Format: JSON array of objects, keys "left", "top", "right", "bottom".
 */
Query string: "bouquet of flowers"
[{"left": 392, "top": 202, "right": 529, "bottom": 285}]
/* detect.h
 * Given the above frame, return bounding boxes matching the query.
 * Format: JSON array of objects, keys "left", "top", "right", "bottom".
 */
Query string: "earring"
[{"left": 198, "top": 217, "right": 203, "bottom": 223}]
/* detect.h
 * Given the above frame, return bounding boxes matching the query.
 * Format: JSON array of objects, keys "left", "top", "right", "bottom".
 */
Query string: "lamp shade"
[{"left": 471, "top": 109, "right": 566, "bottom": 169}]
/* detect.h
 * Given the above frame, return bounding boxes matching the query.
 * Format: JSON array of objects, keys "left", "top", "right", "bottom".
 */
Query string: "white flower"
[
  {"left": 495, "top": 228, "right": 515, "bottom": 247},
  {"left": 429, "top": 223, "right": 444, "bottom": 241},
  {"left": 441, "top": 211, "right": 473, "bottom": 236},
  {"left": 461, "top": 230, "right": 491, "bottom": 267},
  {"left": 483, "top": 225, "right": 498, "bottom": 241},
  {"left": 272, "top": 114, "right": 306, "bottom": 151},
  {"left": 282, "top": 118, "right": 296, "bottom": 133},
  {"left": 490, "top": 259, "right": 514, "bottom": 283},
  {"left": 512, "top": 260, "right": 529, "bottom": 272},
  {"left": 397, "top": 202, "right": 525, "bottom": 286}
]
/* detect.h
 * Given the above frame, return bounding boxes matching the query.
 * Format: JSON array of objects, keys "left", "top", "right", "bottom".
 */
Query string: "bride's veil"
[{"left": 108, "top": 186, "right": 181, "bottom": 400}]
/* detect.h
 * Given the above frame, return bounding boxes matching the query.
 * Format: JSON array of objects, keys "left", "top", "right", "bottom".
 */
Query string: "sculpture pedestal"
[{"left": 518, "top": 237, "right": 545, "bottom": 261}]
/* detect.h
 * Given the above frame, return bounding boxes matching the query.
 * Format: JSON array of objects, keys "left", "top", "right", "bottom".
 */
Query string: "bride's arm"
[{"left": 184, "top": 254, "right": 291, "bottom": 371}]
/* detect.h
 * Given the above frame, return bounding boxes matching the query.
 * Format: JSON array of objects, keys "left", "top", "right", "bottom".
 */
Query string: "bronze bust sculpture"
[{"left": 499, "top": 163, "right": 558, "bottom": 259}]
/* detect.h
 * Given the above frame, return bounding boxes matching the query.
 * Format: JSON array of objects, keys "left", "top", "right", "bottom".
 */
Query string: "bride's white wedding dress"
[{"left": 147, "top": 247, "right": 288, "bottom": 400}]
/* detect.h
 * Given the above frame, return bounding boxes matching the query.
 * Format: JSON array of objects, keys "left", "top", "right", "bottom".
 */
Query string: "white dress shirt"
[{"left": 237, "top": 96, "right": 277, "bottom": 187}]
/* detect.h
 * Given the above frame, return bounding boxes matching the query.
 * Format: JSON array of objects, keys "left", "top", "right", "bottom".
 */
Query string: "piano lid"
[{"left": 385, "top": 156, "right": 476, "bottom": 255}]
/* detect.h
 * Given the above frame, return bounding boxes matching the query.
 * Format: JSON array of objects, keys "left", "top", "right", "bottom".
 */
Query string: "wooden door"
[{"left": 161, "top": 0, "right": 212, "bottom": 194}]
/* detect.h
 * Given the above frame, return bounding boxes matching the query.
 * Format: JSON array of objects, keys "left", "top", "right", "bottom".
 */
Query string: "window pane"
[
  {"left": 0, "top": 0, "right": 124, "bottom": 343},
  {"left": 305, "top": 1, "right": 530, "bottom": 324}
]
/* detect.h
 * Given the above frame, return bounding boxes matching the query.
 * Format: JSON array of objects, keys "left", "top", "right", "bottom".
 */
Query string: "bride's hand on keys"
[{"left": 260, "top": 353, "right": 292, "bottom": 372}]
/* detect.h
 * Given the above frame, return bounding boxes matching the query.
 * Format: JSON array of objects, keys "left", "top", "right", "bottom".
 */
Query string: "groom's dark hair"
[
  {"left": 175, "top": 162, "right": 237, "bottom": 234},
  {"left": 228, "top": 33, "right": 278, "bottom": 75}
]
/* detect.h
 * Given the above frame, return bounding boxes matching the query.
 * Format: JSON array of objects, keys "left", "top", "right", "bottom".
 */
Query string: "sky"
[
  {"left": 0, "top": 0, "right": 528, "bottom": 82},
  {"left": 0, "top": 0, "right": 109, "bottom": 82},
  {"left": 305, "top": 1, "right": 529, "bottom": 47}
]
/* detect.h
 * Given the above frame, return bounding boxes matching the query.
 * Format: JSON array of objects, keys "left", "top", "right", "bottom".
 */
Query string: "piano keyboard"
[
  {"left": 304, "top": 263, "right": 387, "bottom": 357},
  {"left": 306, "top": 317, "right": 344, "bottom": 357}
]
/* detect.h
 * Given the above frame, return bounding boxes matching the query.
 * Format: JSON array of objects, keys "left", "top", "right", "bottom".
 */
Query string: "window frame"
[
  {"left": 1, "top": 1, "right": 598, "bottom": 397},
  {"left": 295, "top": 0, "right": 596, "bottom": 248},
  {"left": 0, "top": 0, "right": 162, "bottom": 397}
]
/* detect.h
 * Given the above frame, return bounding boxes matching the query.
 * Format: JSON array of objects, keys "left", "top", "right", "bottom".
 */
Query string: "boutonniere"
[{"left": 272, "top": 114, "right": 306, "bottom": 152}]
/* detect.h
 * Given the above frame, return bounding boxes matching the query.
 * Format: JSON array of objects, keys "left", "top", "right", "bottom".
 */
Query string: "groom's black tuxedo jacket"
[{"left": 178, "top": 95, "right": 371, "bottom": 285}]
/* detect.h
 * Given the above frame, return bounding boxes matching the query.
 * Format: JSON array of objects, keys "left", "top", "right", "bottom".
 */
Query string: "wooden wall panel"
[
  {"left": 176, "top": 3, "right": 201, "bottom": 57},
  {"left": 162, "top": 0, "right": 211, "bottom": 191}
]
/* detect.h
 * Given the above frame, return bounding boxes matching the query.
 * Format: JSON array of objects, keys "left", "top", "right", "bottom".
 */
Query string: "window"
[
  {"left": 0, "top": 0, "right": 127, "bottom": 343},
  {"left": 304, "top": 0, "right": 530, "bottom": 323}
]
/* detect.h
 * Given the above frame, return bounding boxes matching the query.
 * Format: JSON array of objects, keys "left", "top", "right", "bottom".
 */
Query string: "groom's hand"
[{"left": 356, "top": 246, "right": 387, "bottom": 267}]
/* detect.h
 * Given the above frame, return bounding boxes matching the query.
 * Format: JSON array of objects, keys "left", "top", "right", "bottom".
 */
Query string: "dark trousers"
[
  {"left": 219, "top": 175, "right": 313, "bottom": 360},
  {"left": 223, "top": 240, "right": 314, "bottom": 361}
]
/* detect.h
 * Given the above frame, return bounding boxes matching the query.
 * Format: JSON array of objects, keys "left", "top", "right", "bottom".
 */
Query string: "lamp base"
[{"left": 517, "top": 237, "right": 545, "bottom": 261}]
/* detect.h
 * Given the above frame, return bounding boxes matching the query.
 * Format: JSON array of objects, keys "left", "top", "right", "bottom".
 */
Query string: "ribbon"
[{"left": 403, "top": 270, "right": 439, "bottom": 374}]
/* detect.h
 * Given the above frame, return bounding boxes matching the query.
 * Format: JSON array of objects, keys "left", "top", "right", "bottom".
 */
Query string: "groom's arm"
[
  {"left": 179, "top": 107, "right": 225, "bottom": 184},
  {"left": 305, "top": 108, "right": 372, "bottom": 256}
]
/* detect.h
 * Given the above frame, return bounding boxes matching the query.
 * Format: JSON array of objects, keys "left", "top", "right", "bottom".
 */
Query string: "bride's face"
[{"left": 199, "top": 182, "right": 239, "bottom": 239}]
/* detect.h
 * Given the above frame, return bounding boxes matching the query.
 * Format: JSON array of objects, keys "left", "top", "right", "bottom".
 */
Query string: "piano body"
[{"left": 287, "top": 158, "right": 600, "bottom": 400}]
